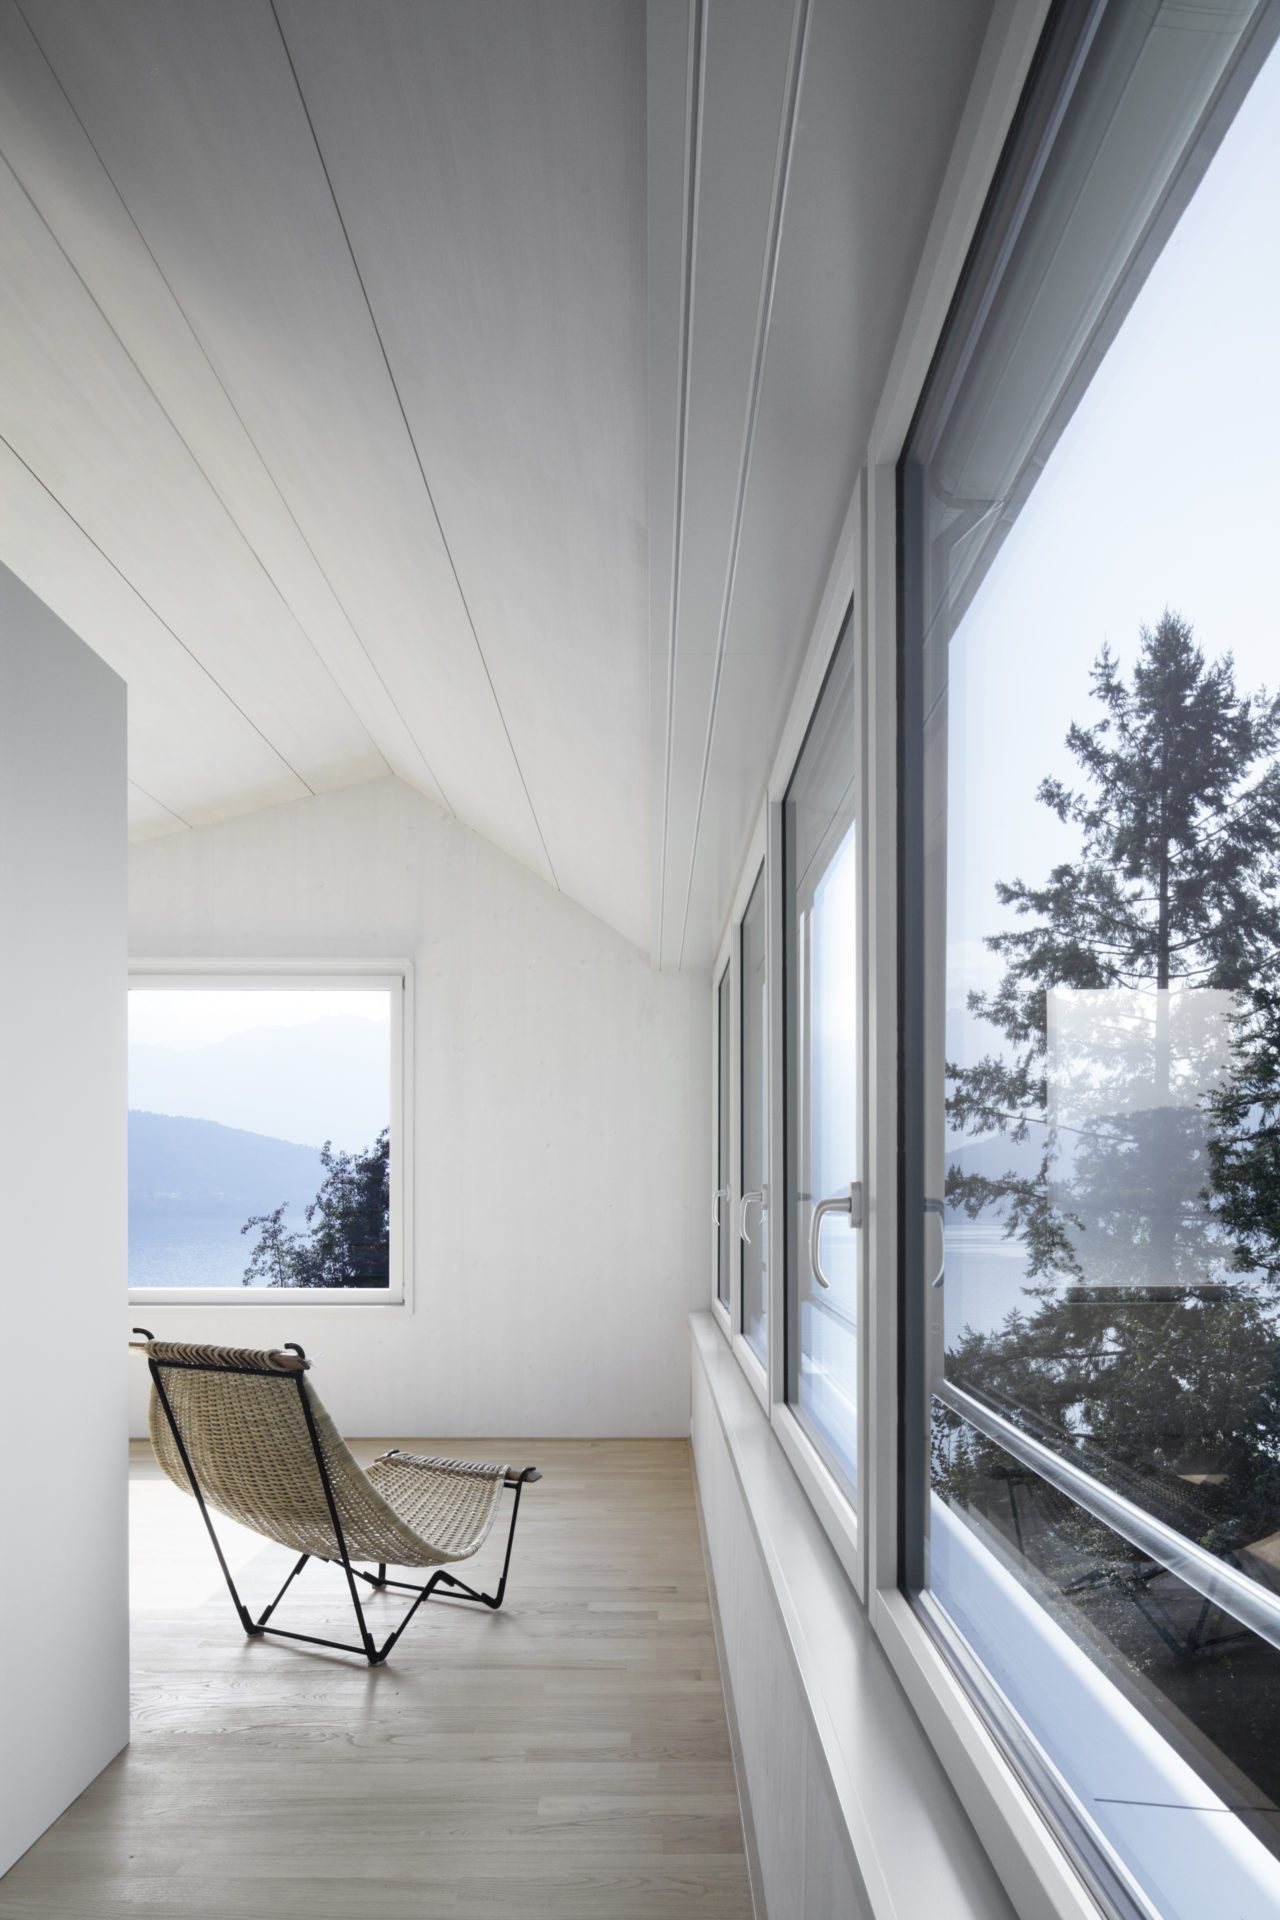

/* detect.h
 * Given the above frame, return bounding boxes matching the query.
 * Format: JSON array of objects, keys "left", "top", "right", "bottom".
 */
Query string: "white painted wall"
[
  {"left": 0, "top": 565, "right": 128, "bottom": 1876},
  {"left": 127, "top": 776, "right": 708, "bottom": 1439}
]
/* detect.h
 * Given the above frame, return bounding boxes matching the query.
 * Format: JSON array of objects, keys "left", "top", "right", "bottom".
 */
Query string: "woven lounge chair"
[{"left": 131, "top": 1332, "right": 540, "bottom": 1665}]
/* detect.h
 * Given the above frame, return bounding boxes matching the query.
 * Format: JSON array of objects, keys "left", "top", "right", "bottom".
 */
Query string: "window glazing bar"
[{"left": 934, "top": 1376, "right": 1280, "bottom": 1657}]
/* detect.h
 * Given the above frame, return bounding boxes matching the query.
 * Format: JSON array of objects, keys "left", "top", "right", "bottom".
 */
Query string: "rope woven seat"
[{"left": 133, "top": 1333, "right": 540, "bottom": 1665}]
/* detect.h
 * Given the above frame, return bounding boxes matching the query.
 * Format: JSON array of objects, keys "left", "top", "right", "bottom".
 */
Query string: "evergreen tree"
[
  {"left": 240, "top": 1202, "right": 295, "bottom": 1287},
  {"left": 943, "top": 614, "right": 1280, "bottom": 1541},
  {"left": 1208, "top": 962, "right": 1280, "bottom": 1280},
  {"left": 241, "top": 1129, "right": 390, "bottom": 1288},
  {"left": 949, "top": 611, "right": 1280, "bottom": 1286}
]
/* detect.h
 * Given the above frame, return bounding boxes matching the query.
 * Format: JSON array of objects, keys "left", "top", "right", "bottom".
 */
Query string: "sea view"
[{"left": 129, "top": 1210, "right": 266, "bottom": 1289}]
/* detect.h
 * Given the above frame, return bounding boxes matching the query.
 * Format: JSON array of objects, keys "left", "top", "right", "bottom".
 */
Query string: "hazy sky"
[
  {"left": 128, "top": 989, "right": 391, "bottom": 1149},
  {"left": 947, "top": 31, "right": 1280, "bottom": 1014},
  {"left": 129, "top": 988, "right": 389, "bottom": 1048}
]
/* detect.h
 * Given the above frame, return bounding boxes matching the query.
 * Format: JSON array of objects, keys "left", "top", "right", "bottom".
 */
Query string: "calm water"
[
  {"left": 129, "top": 1213, "right": 260, "bottom": 1289},
  {"left": 944, "top": 1219, "right": 1034, "bottom": 1343}
]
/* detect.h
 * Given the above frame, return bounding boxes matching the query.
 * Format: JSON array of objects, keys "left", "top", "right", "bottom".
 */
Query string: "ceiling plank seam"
[
  {"left": 0, "top": 190, "right": 360, "bottom": 801},
  {"left": 10, "top": 0, "right": 442, "bottom": 804},
  {"left": 657, "top": 0, "right": 707, "bottom": 966},
  {"left": 0, "top": 421, "right": 313, "bottom": 803},
  {"left": 129, "top": 778, "right": 192, "bottom": 831},
  {"left": 676, "top": 0, "right": 812, "bottom": 969},
  {"left": 268, "top": 0, "right": 560, "bottom": 890}
]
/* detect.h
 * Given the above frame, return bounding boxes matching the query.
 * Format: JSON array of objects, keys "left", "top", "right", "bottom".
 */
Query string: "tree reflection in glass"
[{"left": 944, "top": 613, "right": 1280, "bottom": 1576}]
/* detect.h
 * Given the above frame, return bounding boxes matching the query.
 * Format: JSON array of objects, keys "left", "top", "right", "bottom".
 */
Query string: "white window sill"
[
  {"left": 927, "top": 1493, "right": 1280, "bottom": 1919},
  {"left": 690, "top": 1310, "right": 1016, "bottom": 1920},
  {"left": 130, "top": 1290, "right": 407, "bottom": 1309}
]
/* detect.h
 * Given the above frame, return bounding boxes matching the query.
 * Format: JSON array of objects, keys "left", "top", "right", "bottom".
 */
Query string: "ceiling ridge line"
[
  {"left": 5, "top": 0, "right": 449, "bottom": 809},
  {"left": 128, "top": 777, "right": 192, "bottom": 831},
  {"left": 0, "top": 422, "right": 313, "bottom": 800},
  {"left": 657, "top": 0, "right": 707, "bottom": 967},
  {"left": 676, "top": 0, "right": 812, "bottom": 970},
  {"left": 268, "top": 0, "right": 561, "bottom": 893}
]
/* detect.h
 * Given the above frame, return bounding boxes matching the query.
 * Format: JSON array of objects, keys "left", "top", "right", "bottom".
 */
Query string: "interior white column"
[{"left": 0, "top": 563, "right": 129, "bottom": 1875}]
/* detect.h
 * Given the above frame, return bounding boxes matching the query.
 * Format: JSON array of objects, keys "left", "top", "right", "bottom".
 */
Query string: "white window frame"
[
  {"left": 700, "top": 0, "right": 1267, "bottom": 1907},
  {"left": 128, "top": 958, "right": 413, "bottom": 1310},
  {"left": 863, "top": 5, "right": 1159, "bottom": 1916},
  {"left": 707, "top": 532, "right": 868, "bottom": 1596},
  {"left": 701, "top": 4, "right": 1101, "bottom": 1909},
  {"left": 765, "top": 534, "right": 867, "bottom": 1603},
  {"left": 710, "top": 934, "right": 735, "bottom": 1344},
  {"left": 731, "top": 819, "right": 770, "bottom": 1409}
]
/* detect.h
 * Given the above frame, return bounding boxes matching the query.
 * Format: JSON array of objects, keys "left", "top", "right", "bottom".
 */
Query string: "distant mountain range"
[
  {"left": 129, "top": 1110, "right": 326, "bottom": 1222},
  {"left": 127, "top": 1015, "right": 387, "bottom": 1153},
  {"left": 943, "top": 1131, "right": 1048, "bottom": 1222},
  {"left": 947, "top": 1132, "right": 1046, "bottom": 1183}
]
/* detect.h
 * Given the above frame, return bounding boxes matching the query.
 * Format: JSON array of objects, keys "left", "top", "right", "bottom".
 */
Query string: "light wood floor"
[{"left": 0, "top": 1438, "right": 753, "bottom": 1919}]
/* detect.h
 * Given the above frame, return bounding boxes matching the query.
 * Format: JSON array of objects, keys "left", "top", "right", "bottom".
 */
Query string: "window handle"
[
  {"left": 925, "top": 1196, "right": 946, "bottom": 1288},
  {"left": 739, "top": 1187, "right": 767, "bottom": 1244},
  {"left": 712, "top": 1184, "right": 731, "bottom": 1229},
  {"left": 808, "top": 1182, "right": 863, "bottom": 1289}
]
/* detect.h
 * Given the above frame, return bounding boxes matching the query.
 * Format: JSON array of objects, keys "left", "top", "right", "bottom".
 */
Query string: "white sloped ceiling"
[
  {"left": 647, "top": 0, "right": 997, "bottom": 969},
  {"left": 0, "top": 0, "right": 998, "bottom": 967},
  {"left": 0, "top": 0, "right": 649, "bottom": 947}
]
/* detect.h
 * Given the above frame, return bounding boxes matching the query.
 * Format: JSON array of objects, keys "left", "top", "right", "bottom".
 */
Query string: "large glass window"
[
  {"left": 785, "top": 613, "right": 860, "bottom": 1489},
  {"left": 740, "top": 867, "right": 769, "bottom": 1361},
  {"left": 129, "top": 970, "right": 405, "bottom": 1300},
  {"left": 715, "top": 960, "right": 732, "bottom": 1311},
  {"left": 903, "top": 1, "right": 1280, "bottom": 1911}
]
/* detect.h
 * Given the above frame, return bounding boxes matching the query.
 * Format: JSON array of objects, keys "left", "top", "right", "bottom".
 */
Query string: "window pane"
[
  {"left": 904, "top": 1, "right": 1280, "bottom": 1908},
  {"left": 716, "top": 962, "right": 732, "bottom": 1308},
  {"left": 129, "top": 985, "right": 392, "bottom": 1290},
  {"left": 740, "top": 867, "right": 768, "bottom": 1360},
  {"left": 785, "top": 615, "right": 859, "bottom": 1487},
  {"left": 933, "top": 1406, "right": 1280, "bottom": 1918}
]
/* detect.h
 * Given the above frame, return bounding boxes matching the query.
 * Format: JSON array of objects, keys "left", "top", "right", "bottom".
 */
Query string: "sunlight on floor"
[
  {"left": 129, "top": 1478, "right": 271, "bottom": 1611},
  {"left": 0, "top": 1438, "right": 753, "bottom": 1919}
]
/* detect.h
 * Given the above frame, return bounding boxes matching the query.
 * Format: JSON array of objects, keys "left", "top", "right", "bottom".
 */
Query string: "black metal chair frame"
[{"left": 138, "top": 1333, "right": 539, "bottom": 1667}]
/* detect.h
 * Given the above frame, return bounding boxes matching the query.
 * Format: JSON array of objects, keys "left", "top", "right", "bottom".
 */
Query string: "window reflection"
[
  {"left": 944, "top": 618, "right": 1280, "bottom": 1583},
  {"left": 905, "top": 0, "right": 1280, "bottom": 1905},
  {"left": 740, "top": 869, "right": 769, "bottom": 1361},
  {"left": 717, "top": 964, "right": 732, "bottom": 1308},
  {"left": 933, "top": 1409, "right": 1280, "bottom": 1916},
  {"left": 786, "top": 618, "right": 859, "bottom": 1487}
]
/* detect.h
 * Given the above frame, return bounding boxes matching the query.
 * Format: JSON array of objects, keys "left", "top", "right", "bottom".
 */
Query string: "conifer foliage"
[
  {"left": 241, "top": 1129, "right": 390, "bottom": 1288},
  {"left": 948, "top": 611, "right": 1280, "bottom": 1285},
  {"left": 939, "top": 611, "right": 1280, "bottom": 1603}
]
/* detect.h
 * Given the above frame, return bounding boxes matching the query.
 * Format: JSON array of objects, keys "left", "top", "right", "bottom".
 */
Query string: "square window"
[{"left": 128, "top": 966, "right": 409, "bottom": 1302}]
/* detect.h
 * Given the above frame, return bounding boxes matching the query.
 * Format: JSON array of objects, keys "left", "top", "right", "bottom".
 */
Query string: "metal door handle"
[
  {"left": 713, "top": 1184, "right": 730, "bottom": 1229},
  {"left": 925, "top": 1197, "right": 946, "bottom": 1288},
  {"left": 739, "top": 1187, "right": 766, "bottom": 1244},
  {"left": 808, "top": 1182, "right": 863, "bottom": 1289}
]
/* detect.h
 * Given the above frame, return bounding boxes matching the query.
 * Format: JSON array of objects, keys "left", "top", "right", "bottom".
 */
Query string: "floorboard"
[{"left": 0, "top": 1438, "right": 752, "bottom": 1919}]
